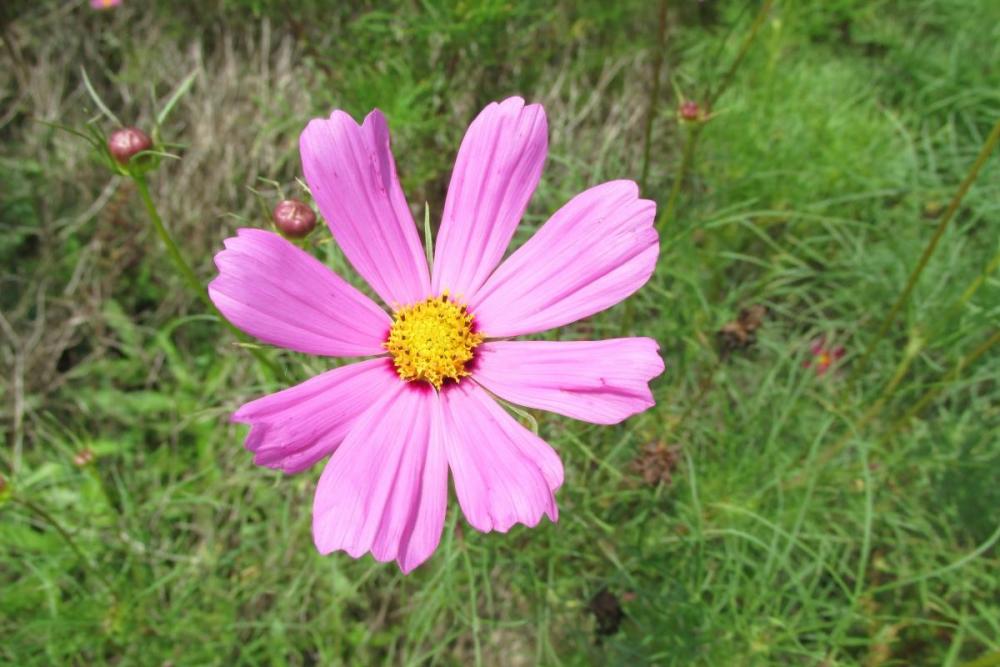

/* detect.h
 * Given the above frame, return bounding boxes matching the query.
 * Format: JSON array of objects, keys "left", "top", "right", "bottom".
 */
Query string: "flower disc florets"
[{"left": 385, "top": 293, "right": 483, "bottom": 389}]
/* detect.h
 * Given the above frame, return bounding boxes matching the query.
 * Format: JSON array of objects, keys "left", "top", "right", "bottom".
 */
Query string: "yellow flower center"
[{"left": 385, "top": 293, "right": 484, "bottom": 389}]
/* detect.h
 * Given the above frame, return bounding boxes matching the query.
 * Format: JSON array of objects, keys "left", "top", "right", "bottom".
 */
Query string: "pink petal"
[
  {"left": 300, "top": 109, "right": 431, "bottom": 308},
  {"left": 432, "top": 97, "right": 547, "bottom": 300},
  {"left": 473, "top": 338, "right": 664, "bottom": 425},
  {"left": 209, "top": 229, "right": 390, "bottom": 356},
  {"left": 470, "top": 180, "right": 658, "bottom": 337},
  {"left": 312, "top": 383, "right": 448, "bottom": 573},
  {"left": 439, "top": 382, "right": 562, "bottom": 533},
  {"left": 234, "top": 358, "right": 398, "bottom": 474}
]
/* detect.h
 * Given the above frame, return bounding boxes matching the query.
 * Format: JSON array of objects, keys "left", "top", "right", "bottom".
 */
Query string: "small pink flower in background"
[
  {"left": 803, "top": 338, "right": 845, "bottom": 376},
  {"left": 90, "top": 0, "right": 122, "bottom": 9},
  {"left": 209, "top": 97, "right": 663, "bottom": 572}
]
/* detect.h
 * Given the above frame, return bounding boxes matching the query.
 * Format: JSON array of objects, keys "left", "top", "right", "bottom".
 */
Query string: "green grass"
[{"left": 1, "top": 0, "right": 998, "bottom": 664}]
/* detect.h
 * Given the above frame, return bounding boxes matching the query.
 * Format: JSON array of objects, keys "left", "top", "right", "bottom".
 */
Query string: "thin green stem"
[
  {"left": 639, "top": 0, "right": 669, "bottom": 193},
  {"left": 658, "top": 123, "right": 701, "bottom": 235},
  {"left": 642, "top": 1, "right": 775, "bottom": 385},
  {"left": 949, "top": 248, "right": 1000, "bottom": 317},
  {"left": 620, "top": 0, "right": 668, "bottom": 337},
  {"left": 461, "top": 542, "right": 483, "bottom": 667},
  {"left": 134, "top": 174, "right": 280, "bottom": 378},
  {"left": 135, "top": 175, "right": 215, "bottom": 310},
  {"left": 849, "top": 118, "right": 1000, "bottom": 386},
  {"left": 662, "top": 355, "right": 722, "bottom": 440},
  {"left": 887, "top": 328, "right": 999, "bottom": 434},
  {"left": 706, "top": 0, "right": 774, "bottom": 110},
  {"left": 790, "top": 327, "right": 999, "bottom": 488},
  {"left": 656, "top": 0, "right": 775, "bottom": 235},
  {"left": 959, "top": 650, "right": 1000, "bottom": 667},
  {"left": 788, "top": 332, "right": 921, "bottom": 486},
  {"left": 13, "top": 497, "right": 115, "bottom": 594}
]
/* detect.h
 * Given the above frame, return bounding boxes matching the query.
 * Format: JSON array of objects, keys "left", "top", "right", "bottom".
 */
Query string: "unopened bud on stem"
[
  {"left": 273, "top": 199, "right": 317, "bottom": 239},
  {"left": 679, "top": 100, "right": 703, "bottom": 122},
  {"left": 108, "top": 127, "right": 153, "bottom": 164}
]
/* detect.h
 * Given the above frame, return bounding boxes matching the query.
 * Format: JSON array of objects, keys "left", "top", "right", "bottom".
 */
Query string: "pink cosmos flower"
[
  {"left": 90, "top": 0, "right": 122, "bottom": 9},
  {"left": 803, "top": 337, "right": 845, "bottom": 376},
  {"left": 209, "top": 97, "right": 663, "bottom": 572}
]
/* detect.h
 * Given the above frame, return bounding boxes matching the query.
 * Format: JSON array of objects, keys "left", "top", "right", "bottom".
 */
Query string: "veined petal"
[
  {"left": 312, "top": 383, "right": 448, "bottom": 573},
  {"left": 209, "top": 229, "right": 390, "bottom": 356},
  {"left": 301, "top": 109, "right": 431, "bottom": 308},
  {"left": 432, "top": 97, "right": 547, "bottom": 300},
  {"left": 473, "top": 339, "right": 664, "bottom": 425},
  {"left": 470, "top": 180, "right": 657, "bottom": 337},
  {"left": 440, "top": 382, "right": 562, "bottom": 533},
  {"left": 235, "top": 358, "right": 398, "bottom": 474}
]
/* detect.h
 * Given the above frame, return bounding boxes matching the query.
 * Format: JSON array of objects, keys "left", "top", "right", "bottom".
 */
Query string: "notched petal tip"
[
  {"left": 470, "top": 178, "right": 660, "bottom": 337},
  {"left": 232, "top": 360, "right": 400, "bottom": 476},
  {"left": 208, "top": 228, "right": 390, "bottom": 357},
  {"left": 441, "top": 383, "right": 563, "bottom": 535},
  {"left": 299, "top": 104, "right": 431, "bottom": 307},
  {"left": 432, "top": 95, "right": 549, "bottom": 298},
  {"left": 473, "top": 337, "right": 663, "bottom": 427},
  {"left": 310, "top": 386, "right": 447, "bottom": 573}
]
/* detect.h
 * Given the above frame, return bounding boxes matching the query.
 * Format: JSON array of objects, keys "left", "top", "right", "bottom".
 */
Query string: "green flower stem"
[
  {"left": 634, "top": 1, "right": 774, "bottom": 338},
  {"left": 797, "top": 334, "right": 922, "bottom": 479},
  {"left": 639, "top": 0, "right": 669, "bottom": 193},
  {"left": 133, "top": 174, "right": 280, "bottom": 379},
  {"left": 849, "top": 117, "right": 1000, "bottom": 386},
  {"left": 958, "top": 650, "right": 1000, "bottom": 667},
  {"left": 887, "top": 328, "right": 999, "bottom": 436},
  {"left": 12, "top": 497, "right": 114, "bottom": 595},
  {"left": 620, "top": 0, "right": 668, "bottom": 337},
  {"left": 657, "top": 123, "right": 701, "bottom": 237},
  {"left": 657, "top": 0, "right": 774, "bottom": 236},
  {"left": 135, "top": 175, "right": 213, "bottom": 311},
  {"left": 661, "top": 356, "right": 722, "bottom": 441},
  {"left": 955, "top": 249, "right": 1000, "bottom": 310},
  {"left": 789, "top": 327, "right": 998, "bottom": 489},
  {"left": 706, "top": 0, "right": 775, "bottom": 112}
]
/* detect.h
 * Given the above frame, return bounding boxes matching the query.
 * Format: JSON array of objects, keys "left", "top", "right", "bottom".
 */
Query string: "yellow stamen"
[{"left": 384, "top": 293, "right": 483, "bottom": 389}]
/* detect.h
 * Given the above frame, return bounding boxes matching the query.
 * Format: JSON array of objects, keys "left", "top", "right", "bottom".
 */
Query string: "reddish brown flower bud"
[
  {"left": 73, "top": 449, "right": 95, "bottom": 467},
  {"left": 679, "top": 100, "right": 702, "bottom": 122},
  {"left": 273, "top": 199, "right": 317, "bottom": 239},
  {"left": 108, "top": 127, "right": 153, "bottom": 164}
]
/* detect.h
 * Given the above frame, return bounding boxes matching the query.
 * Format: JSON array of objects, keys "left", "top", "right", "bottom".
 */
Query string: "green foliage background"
[{"left": 1, "top": 0, "right": 998, "bottom": 664}]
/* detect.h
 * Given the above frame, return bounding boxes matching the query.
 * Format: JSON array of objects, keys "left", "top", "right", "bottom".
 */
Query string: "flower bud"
[
  {"left": 273, "top": 199, "right": 317, "bottom": 239},
  {"left": 73, "top": 449, "right": 95, "bottom": 467},
  {"left": 108, "top": 127, "right": 153, "bottom": 165},
  {"left": 679, "top": 100, "right": 702, "bottom": 122},
  {"left": 91, "top": 0, "right": 123, "bottom": 9}
]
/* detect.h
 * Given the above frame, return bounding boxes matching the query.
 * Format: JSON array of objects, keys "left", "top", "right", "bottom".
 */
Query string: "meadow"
[{"left": 1, "top": 0, "right": 999, "bottom": 664}]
